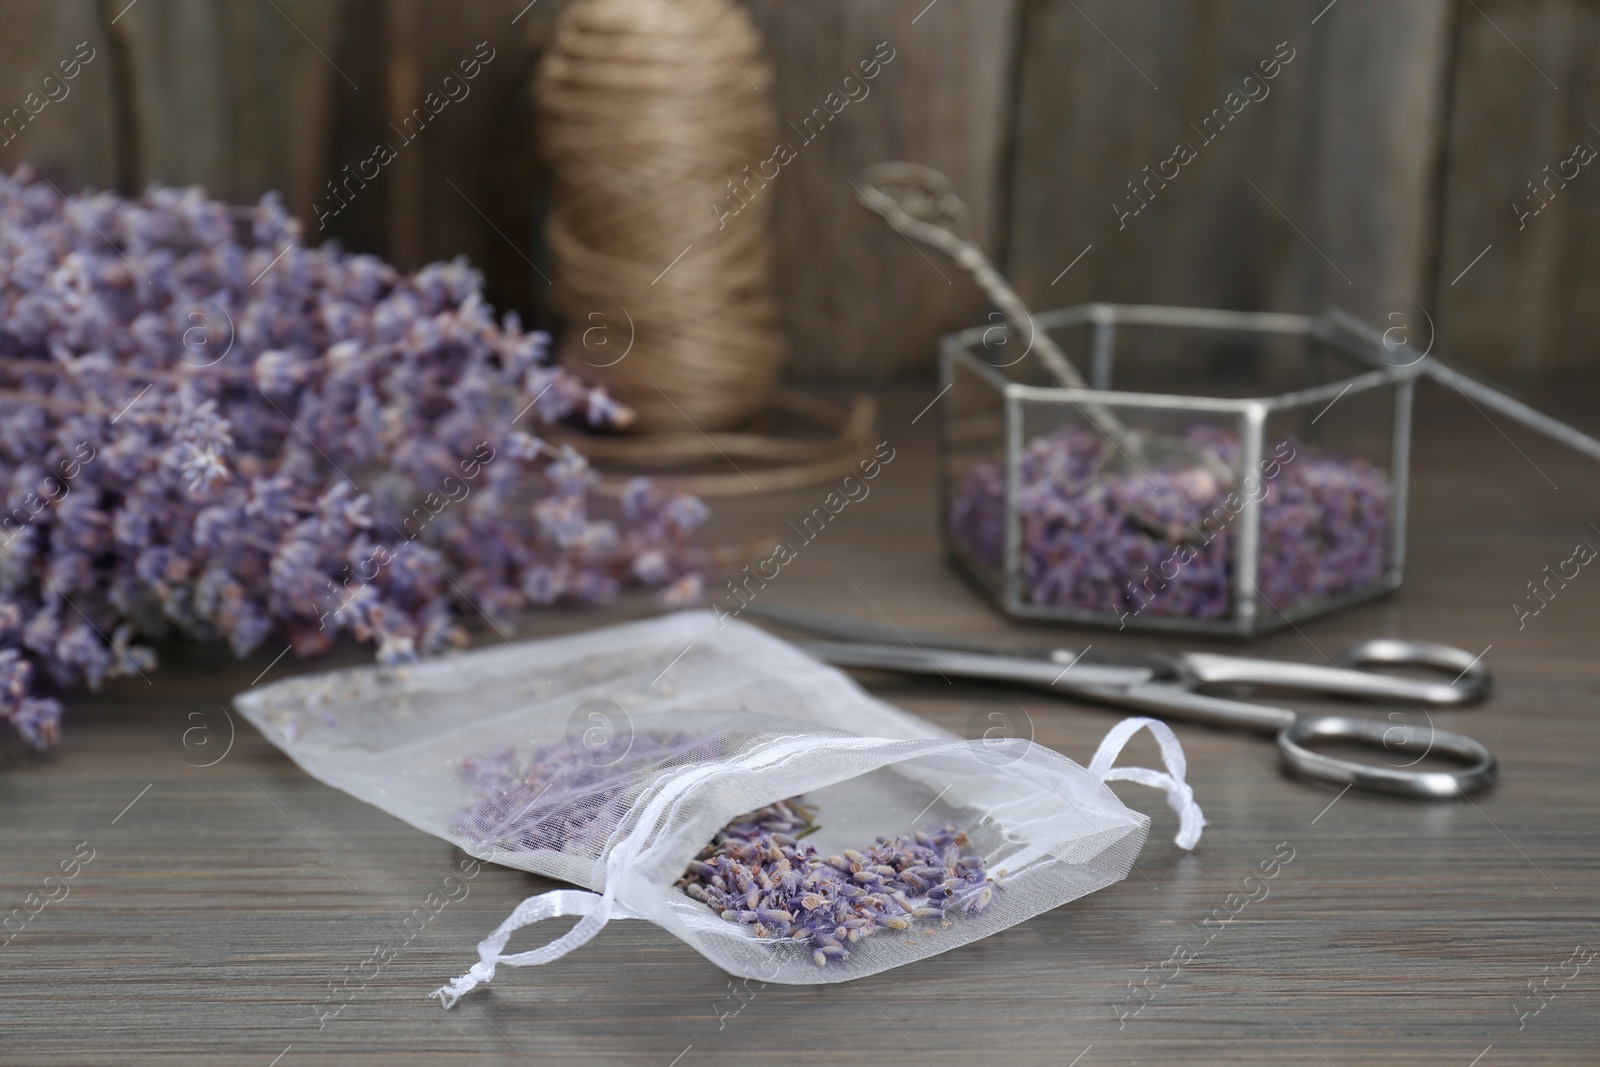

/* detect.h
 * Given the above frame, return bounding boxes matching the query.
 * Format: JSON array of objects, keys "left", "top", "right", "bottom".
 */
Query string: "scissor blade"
[
  {"left": 742, "top": 602, "right": 1006, "bottom": 655},
  {"left": 1065, "top": 681, "right": 1296, "bottom": 733},
  {"left": 741, "top": 601, "right": 1106, "bottom": 668},
  {"left": 797, "top": 640, "right": 1152, "bottom": 690}
]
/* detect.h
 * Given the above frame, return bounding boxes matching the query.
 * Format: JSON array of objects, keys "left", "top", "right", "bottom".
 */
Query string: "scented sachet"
[{"left": 234, "top": 611, "right": 1204, "bottom": 1004}]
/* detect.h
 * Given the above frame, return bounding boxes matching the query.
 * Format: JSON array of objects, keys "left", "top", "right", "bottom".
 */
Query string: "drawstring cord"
[
  {"left": 1088, "top": 716, "right": 1206, "bottom": 850},
  {"left": 431, "top": 747, "right": 804, "bottom": 1008},
  {"left": 430, "top": 888, "right": 642, "bottom": 1008}
]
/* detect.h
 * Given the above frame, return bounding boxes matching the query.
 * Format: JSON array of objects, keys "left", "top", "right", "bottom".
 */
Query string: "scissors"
[{"left": 743, "top": 603, "right": 1497, "bottom": 799}]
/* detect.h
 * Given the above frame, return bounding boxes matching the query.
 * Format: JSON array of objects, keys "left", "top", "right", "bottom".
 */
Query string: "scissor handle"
[
  {"left": 1276, "top": 715, "right": 1497, "bottom": 798},
  {"left": 1333, "top": 638, "right": 1491, "bottom": 705},
  {"left": 1180, "top": 640, "right": 1490, "bottom": 706}
]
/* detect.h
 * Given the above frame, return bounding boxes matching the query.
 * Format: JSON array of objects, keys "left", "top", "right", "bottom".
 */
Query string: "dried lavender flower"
[
  {"left": 950, "top": 423, "right": 1388, "bottom": 620},
  {"left": 451, "top": 732, "right": 996, "bottom": 967},
  {"left": 678, "top": 800, "right": 994, "bottom": 966},
  {"left": 452, "top": 732, "right": 706, "bottom": 857},
  {"left": 0, "top": 167, "right": 708, "bottom": 748}
]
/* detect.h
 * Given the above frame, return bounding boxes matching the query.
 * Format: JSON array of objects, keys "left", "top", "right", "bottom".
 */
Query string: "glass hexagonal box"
[{"left": 938, "top": 304, "right": 1420, "bottom": 636}]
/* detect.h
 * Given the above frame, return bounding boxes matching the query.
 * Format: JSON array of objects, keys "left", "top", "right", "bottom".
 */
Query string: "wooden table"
[{"left": 4, "top": 386, "right": 1598, "bottom": 1066}]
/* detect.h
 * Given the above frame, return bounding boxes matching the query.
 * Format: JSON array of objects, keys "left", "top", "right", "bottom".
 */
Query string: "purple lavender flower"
[
  {"left": 950, "top": 424, "right": 1389, "bottom": 621},
  {"left": 0, "top": 650, "right": 59, "bottom": 748},
  {"left": 452, "top": 731, "right": 707, "bottom": 858},
  {"left": 0, "top": 166, "right": 709, "bottom": 747},
  {"left": 679, "top": 804, "right": 994, "bottom": 965},
  {"left": 451, "top": 732, "right": 997, "bottom": 965}
]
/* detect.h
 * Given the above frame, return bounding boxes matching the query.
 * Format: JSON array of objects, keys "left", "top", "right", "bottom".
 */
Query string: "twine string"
[{"left": 537, "top": 0, "right": 876, "bottom": 496}]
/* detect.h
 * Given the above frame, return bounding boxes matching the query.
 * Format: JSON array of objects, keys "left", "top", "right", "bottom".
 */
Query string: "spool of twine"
[{"left": 538, "top": 0, "right": 782, "bottom": 433}]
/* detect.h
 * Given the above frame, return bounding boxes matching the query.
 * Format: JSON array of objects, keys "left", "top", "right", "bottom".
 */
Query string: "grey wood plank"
[
  {"left": 1282, "top": 0, "right": 1454, "bottom": 315},
  {"left": 329, "top": 0, "right": 553, "bottom": 318},
  {"left": 1432, "top": 0, "right": 1600, "bottom": 375},
  {"left": 1004, "top": 0, "right": 1452, "bottom": 332},
  {"left": 316, "top": 0, "right": 633, "bottom": 327},
  {"left": 106, "top": 0, "right": 339, "bottom": 222},
  {"left": 741, "top": 0, "right": 1020, "bottom": 382},
  {"left": 0, "top": 0, "right": 118, "bottom": 190}
]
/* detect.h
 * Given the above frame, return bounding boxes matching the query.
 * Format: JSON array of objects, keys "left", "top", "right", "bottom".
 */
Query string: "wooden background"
[{"left": 1, "top": 0, "right": 1596, "bottom": 381}]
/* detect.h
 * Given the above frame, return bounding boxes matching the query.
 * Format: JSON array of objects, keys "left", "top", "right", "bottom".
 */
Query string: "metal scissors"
[{"left": 744, "top": 603, "right": 1497, "bottom": 799}]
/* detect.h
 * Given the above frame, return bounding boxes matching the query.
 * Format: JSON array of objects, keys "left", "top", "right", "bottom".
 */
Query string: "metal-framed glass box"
[{"left": 938, "top": 304, "right": 1422, "bottom": 636}]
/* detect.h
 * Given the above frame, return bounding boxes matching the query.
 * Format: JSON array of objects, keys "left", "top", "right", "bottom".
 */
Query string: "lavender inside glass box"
[{"left": 938, "top": 304, "right": 1420, "bottom": 636}]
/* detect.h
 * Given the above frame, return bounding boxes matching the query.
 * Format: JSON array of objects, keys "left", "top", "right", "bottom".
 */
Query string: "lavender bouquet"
[{"left": 0, "top": 166, "right": 706, "bottom": 748}]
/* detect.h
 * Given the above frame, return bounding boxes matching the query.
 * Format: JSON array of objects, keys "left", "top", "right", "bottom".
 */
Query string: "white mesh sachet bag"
[{"left": 232, "top": 611, "right": 1204, "bottom": 1005}]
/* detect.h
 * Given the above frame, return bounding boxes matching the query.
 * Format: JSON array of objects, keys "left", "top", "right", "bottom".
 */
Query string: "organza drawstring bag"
[{"left": 233, "top": 611, "right": 1204, "bottom": 1005}]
